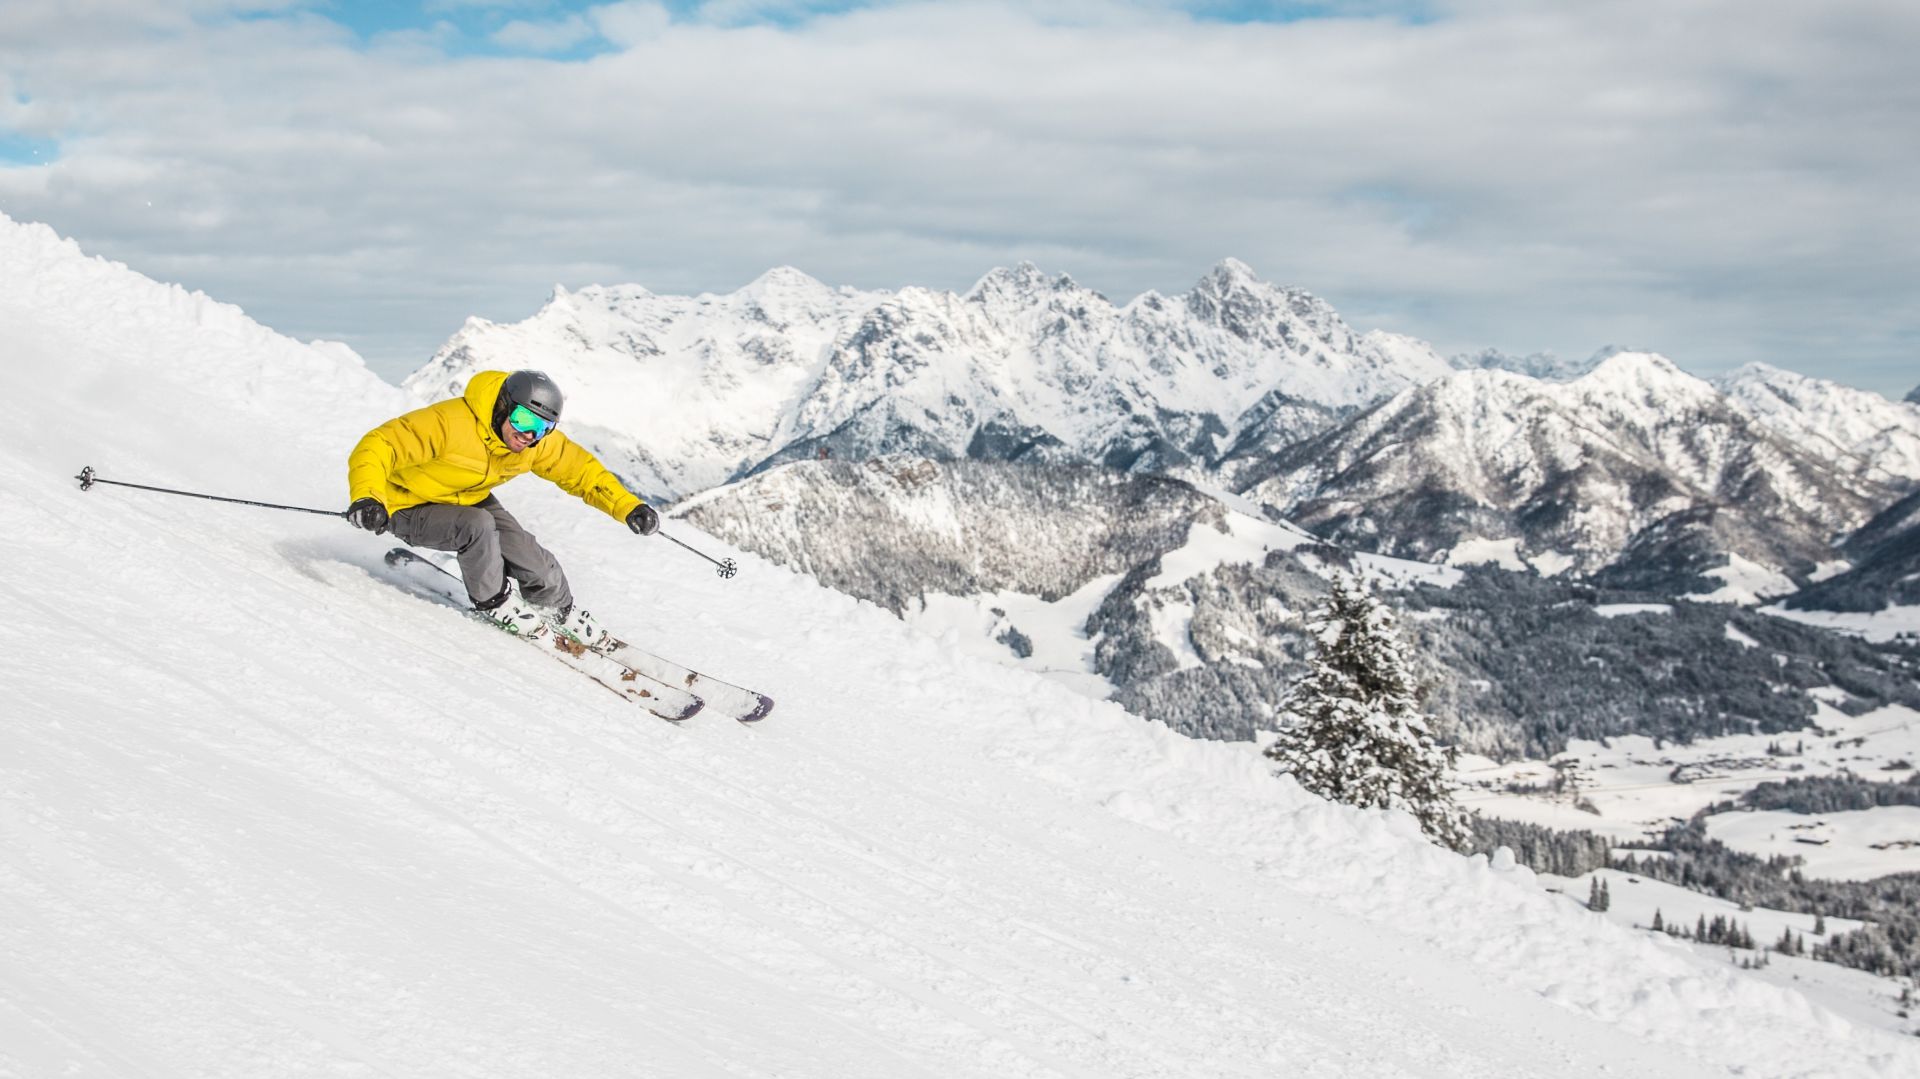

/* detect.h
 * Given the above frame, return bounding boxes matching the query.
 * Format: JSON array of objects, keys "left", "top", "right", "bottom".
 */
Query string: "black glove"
[
  {"left": 626, "top": 503, "right": 659, "bottom": 536},
  {"left": 347, "top": 497, "right": 390, "bottom": 535}
]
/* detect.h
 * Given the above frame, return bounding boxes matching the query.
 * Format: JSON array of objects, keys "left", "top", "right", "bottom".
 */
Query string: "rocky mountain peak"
[
  {"left": 966, "top": 262, "right": 1081, "bottom": 305},
  {"left": 1579, "top": 348, "right": 1685, "bottom": 380},
  {"left": 1907, "top": 383, "right": 1920, "bottom": 405},
  {"left": 1197, "top": 257, "right": 1259, "bottom": 290},
  {"left": 1186, "top": 258, "right": 1279, "bottom": 309},
  {"left": 1572, "top": 350, "right": 1718, "bottom": 410},
  {"left": 1180, "top": 259, "right": 1344, "bottom": 352},
  {"left": 739, "top": 265, "right": 832, "bottom": 298},
  {"left": 728, "top": 266, "right": 851, "bottom": 329}
]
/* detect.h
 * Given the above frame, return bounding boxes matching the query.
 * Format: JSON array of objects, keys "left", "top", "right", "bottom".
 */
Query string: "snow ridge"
[{"left": 1717, "top": 362, "right": 1920, "bottom": 487}]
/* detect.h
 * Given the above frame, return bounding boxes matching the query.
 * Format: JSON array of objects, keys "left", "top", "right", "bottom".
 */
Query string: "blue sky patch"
[
  {"left": 299, "top": 1, "right": 614, "bottom": 58},
  {"left": 0, "top": 131, "right": 58, "bottom": 166},
  {"left": 293, "top": 1, "right": 1434, "bottom": 57},
  {"left": 1184, "top": 1, "right": 1436, "bottom": 24}
]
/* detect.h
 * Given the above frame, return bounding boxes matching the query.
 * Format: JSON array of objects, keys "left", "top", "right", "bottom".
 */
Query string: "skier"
[{"left": 344, "top": 369, "right": 659, "bottom": 647}]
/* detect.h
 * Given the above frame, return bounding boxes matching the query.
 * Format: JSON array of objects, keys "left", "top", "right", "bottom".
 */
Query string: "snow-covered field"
[
  {"left": 905, "top": 574, "right": 1124, "bottom": 698},
  {"left": 8, "top": 213, "right": 1920, "bottom": 1076},
  {"left": 1704, "top": 806, "right": 1920, "bottom": 881},
  {"left": 1767, "top": 602, "right": 1920, "bottom": 644},
  {"left": 1594, "top": 602, "right": 1675, "bottom": 618},
  {"left": 1688, "top": 554, "right": 1801, "bottom": 605},
  {"left": 1460, "top": 703, "right": 1920, "bottom": 845}
]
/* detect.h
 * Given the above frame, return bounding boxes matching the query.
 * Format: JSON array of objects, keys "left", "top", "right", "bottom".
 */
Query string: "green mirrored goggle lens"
[{"left": 507, "top": 404, "right": 554, "bottom": 439}]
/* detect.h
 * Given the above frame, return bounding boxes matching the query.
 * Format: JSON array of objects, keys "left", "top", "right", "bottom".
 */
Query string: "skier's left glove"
[
  {"left": 347, "top": 497, "right": 390, "bottom": 535},
  {"left": 626, "top": 503, "right": 660, "bottom": 536}
]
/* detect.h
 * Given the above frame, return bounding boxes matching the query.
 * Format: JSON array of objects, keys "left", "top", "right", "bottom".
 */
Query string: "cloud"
[
  {"left": 0, "top": 0, "right": 1915, "bottom": 396},
  {"left": 590, "top": 1, "right": 672, "bottom": 44},
  {"left": 492, "top": 12, "right": 599, "bottom": 51}
]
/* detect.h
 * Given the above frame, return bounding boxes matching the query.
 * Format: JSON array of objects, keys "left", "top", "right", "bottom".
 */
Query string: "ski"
[
  {"left": 381, "top": 548, "right": 703, "bottom": 723},
  {"left": 599, "top": 639, "right": 775, "bottom": 725},
  {"left": 385, "top": 547, "right": 774, "bottom": 725}
]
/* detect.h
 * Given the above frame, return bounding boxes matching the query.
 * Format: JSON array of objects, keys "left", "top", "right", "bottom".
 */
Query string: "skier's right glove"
[
  {"left": 626, "top": 503, "right": 660, "bottom": 536},
  {"left": 347, "top": 497, "right": 390, "bottom": 535}
]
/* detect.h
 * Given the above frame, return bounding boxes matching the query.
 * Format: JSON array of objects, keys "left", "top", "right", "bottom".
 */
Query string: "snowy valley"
[{"left": 7, "top": 209, "right": 1920, "bottom": 1076}]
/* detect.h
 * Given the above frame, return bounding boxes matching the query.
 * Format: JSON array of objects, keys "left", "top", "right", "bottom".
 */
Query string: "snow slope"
[{"left": 7, "top": 213, "right": 1919, "bottom": 1076}]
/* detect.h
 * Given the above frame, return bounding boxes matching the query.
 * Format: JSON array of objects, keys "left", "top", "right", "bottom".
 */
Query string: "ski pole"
[
  {"left": 75, "top": 465, "right": 347, "bottom": 518},
  {"left": 658, "top": 529, "right": 739, "bottom": 579}
]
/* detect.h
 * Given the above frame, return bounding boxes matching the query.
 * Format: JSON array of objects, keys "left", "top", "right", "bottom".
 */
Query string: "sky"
[{"left": 1, "top": 0, "right": 1916, "bottom": 396}]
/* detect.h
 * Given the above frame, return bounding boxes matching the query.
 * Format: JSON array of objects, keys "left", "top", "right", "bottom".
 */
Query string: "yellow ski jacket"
[{"left": 347, "top": 370, "right": 644, "bottom": 522}]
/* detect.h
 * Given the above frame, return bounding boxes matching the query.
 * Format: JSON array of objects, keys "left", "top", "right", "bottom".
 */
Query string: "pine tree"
[
  {"left": 1651, "top": 908, "right": 1665, "bottom": 933},
  {"left": 1588, "top": 877, "right": 1611, "bottom": 912},
  {"left": 1265, "top": 574, "right": 1471, "bottom": 850}
]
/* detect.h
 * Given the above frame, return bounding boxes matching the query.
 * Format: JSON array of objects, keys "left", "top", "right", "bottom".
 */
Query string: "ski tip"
[
  {"left": 736, "top": 696, "right": 775, "bottom": 725},
  {"left": 384, "top": 547, "right": 428, "bottom": 569},
  {"left": 669, "top": 698, "right": 705, "bottom": 723}
]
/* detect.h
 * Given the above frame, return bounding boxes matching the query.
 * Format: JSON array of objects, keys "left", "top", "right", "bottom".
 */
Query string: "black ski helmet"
[{"left": 494, "top": 369, "right": 565, "bottom": 432}]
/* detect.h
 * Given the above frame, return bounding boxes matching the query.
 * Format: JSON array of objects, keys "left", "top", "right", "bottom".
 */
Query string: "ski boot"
[
  {"left": 549, "top": 603, "right": 620, "bottom": 655},
  {"left": 473, "top": 579, "right": 551, "bottom": 639}
]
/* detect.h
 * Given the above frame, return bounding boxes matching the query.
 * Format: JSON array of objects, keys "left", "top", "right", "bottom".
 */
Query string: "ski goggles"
[{"left": 506, "top": 404, "right": 556, "bottom": 440}]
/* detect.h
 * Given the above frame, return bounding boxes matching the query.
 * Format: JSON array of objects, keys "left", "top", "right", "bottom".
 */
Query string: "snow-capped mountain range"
[
  {"left": 405, "top": 259, "right": 1451, "bottom": 498},
  {"left": 1236, "top": 353, "right": 1912, "bottom": 590},
  {"left": 406, "top": 259, "right": 1920, "bottom": 597}
]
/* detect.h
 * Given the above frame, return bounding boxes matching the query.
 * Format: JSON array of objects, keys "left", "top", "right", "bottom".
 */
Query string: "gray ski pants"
[{"left": 389, "top": 496, "right": 572, "bottom": 610}]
